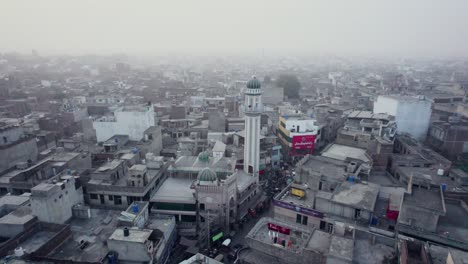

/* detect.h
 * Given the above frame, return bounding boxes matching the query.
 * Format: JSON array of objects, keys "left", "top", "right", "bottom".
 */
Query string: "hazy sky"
[{"left": 1, "top": 0, "right": 467, "bottom": 57}]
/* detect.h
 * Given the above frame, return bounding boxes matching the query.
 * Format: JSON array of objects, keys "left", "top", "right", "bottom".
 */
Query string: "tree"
[{"left": 275, "top": 74, "right": 301, "bottom": 98}]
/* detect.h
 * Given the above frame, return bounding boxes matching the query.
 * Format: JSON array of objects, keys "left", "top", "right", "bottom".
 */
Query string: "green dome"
[
  {"left": 198, "top": 151, "right": 210, "bottom": 162},
  {"left": 197, "top": 167, "right": 218, "bottom": 182},
  {"left": 246, "top": 76, "right": 261, "bottom": 89}
]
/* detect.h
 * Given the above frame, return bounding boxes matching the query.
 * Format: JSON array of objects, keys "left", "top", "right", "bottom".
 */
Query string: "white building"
[
  {"left": 93, "top": 104, "right": 155, "bottom": 142},
  {"left": 373, "top": 95, "right": 432, "bottom": 141},
  {"left": 30, "top": 175, "right": 83, "bottom": 224},
  {"left": 243, "top": 77, "right": 263, "bottom": 183}
]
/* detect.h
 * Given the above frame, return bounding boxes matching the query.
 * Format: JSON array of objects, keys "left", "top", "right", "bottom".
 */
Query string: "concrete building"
[
  {"left": 336, "top": 111, "right": 396, "bottom": 170},
  {"left": 151, "top": 152, "right": 264, "bottom": 244},
  {"left": 0, "top": 124, "right": 38, "bottom": 174},
  {"left": 374, "top": 95, "right": 432, "bottom": 141},
  {"left": 243, "top": 77, "right": 263, "bottom": 182},
  {"left": 398, "top": 186, "right": 446, "bottom": 233},
  {"left": 208, "top": 110, "right": 226, "bottom": 133},
  {"left": 93, "top": 104, "right": 156, "bottom": 142},
  {"left": 85, "top": 157, "right": 168, "bottom": 209},
  {"left": 30, "top": 175, "right": 84, "bottom": 224},
  {"left": 107, "top": 227, "right": 162, "bottom": 264},
  {"left": 276, "top": 114, "right": 320, "bottom": 159},
  {"left": 426, "top": 121, "right": 468, "bottom": 160},
  {"left": 393, "top": 133, "right": 452, "bottom": 175},
  {"left": 0, "top": 150, "right": 91, "bottom": 195}
]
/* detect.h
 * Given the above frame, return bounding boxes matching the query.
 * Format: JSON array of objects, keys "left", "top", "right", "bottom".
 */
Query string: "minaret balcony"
[{"left": 244, "top": 105, "right": 264, "bottom": 114}]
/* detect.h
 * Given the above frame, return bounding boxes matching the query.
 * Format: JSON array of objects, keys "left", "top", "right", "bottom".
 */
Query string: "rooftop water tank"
[
  {"left": 14, "top": 247, "right": 24, "bottom": 257},
  {"left": 132, "top": 203, "right": 139, "bottom": 213},
  {"left": 437, "top": 169, "right": 444, "bottom": 176}
]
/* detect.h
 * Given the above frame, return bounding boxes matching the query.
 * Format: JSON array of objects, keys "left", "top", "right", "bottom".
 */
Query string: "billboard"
[
  {"left": 267, "top": 223, "right": 291, "bottom": 235},
  {"left": 292, "top": 134, "right": 316, "bottom": 150},
  {"left": 273, "top": 199, "right": 324, "bottom": 218}
]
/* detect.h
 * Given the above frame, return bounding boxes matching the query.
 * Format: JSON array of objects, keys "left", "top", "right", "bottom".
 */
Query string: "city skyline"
[{"left": 1, "top": 0, "right": 468, "bottom": 57}]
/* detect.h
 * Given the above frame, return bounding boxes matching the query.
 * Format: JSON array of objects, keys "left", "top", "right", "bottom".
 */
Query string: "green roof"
[
  {"left": 246, "top": 76, "right": 261, "bottom": 89},
  {"left": 197, "top": 167, "right": 218, "bottom": 182}
]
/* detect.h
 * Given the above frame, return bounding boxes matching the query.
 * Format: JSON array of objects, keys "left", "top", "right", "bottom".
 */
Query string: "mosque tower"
[{"left": 243, "top": 76, "right": 263, "bottom": 183}]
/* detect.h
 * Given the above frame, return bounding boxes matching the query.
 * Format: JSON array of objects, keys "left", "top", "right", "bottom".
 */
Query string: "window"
[
  {"left": 114, "top": 196, "right": 122, "bottom": 205},
  {"left": 2, "top": 136, "right": 7, "bottom": 144},
  {"left": 108, "top": 195, "right": 114, "bottom": 201},
  {"left": 355, "top": 209, "right": 361, "bottom": 219},
  {"left": 296, "top": 214, "right": 308, "bottom": 225},
  {"left": 318, "top": 181, "right": 323, "bottom": 191},
  {"left": 90, "top": 193, "right": 98, "bottom": 200},
  {"left": 200, "top": 203, "right": 205, "bottom": 210}
]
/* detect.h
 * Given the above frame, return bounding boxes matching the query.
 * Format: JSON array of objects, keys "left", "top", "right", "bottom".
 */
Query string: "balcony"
[{"left": 244, "top": 105, "right": 264, "bottom": 114}]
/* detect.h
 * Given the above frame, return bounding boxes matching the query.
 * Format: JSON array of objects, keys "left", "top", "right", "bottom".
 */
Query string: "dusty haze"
[{"left": 1, "top": 0, "right": 467, "bottom": 57}]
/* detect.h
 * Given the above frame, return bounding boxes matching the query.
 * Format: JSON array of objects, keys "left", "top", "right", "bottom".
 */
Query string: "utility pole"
[{"left": 207, "top": 209, "right": 211, "bottom": 249}]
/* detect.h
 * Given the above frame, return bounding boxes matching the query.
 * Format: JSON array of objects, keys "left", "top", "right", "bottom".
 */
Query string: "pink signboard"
[
  {"left": 267, "top": 223, "right": 291, "bottom": 235},
  {"left": 292, "top": 134, "right": 316, "bottom": 150}
]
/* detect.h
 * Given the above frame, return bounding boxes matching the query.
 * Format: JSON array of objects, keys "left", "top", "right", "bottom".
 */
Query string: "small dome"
[
  {"left": 198, "top": 151, "right": 210, "bottom": 162},
  {"left": 197, "top": 167, "right": 218, "bottom": 182},
  {"left": 246, "top": 76, "right": 261, "bottom": 89}
]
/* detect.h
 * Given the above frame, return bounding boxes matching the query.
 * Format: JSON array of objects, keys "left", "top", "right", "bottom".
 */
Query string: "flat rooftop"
[
  {"left": 353, "top": 239, "right": 395, "bottom": 264},
  {"left": 48, "top": 209, "right": 120, "bottom": 262},
  {"left": 321, "top": 144, "right": 370, "bottom": 163},
  {"left": 151, "top": 177, "right": 195, "bottom": 203},
  {"left": 95, "top": 159, "right": 123, "bottom": 172},
  {"left": 328, "top": 235, "right": 354, "bottom": 262},
  {"left": 347, "top": 111, "right": 392, "bottom": 121},
  {"left": 20, "top": 231, "right": 56, "bottom": 254},
  {"left": 278, "top": 185, "right": 316, "bottom": 210},
  {"left": 109, "top": 227, "right": 152, "bottom": 243},
  {"left": 247, "top": 218, "right": 312, "bottom": 254},
  {"left": 300, "top": 156, "right": 347, "bottom": 180},
  {"left": 330, "top": 181, "right": 379, "bottom": 211},
  {"left": 403, "top": 188, "right": 444, "bottom": 212},
  {"left": 306, "top": 229, "right": 331, "bottom": 254},
  {"left": 437, "top": 201, "right": 468, "bottom": 242},
  {"left": 0, "top": 194, "right": 30, "bottom": 208},
  {"left": 397, "top": 167, "right": 465, "bottom": 191},
  {"left": 0, "top": 206, "right": 34, "bottom": 226}
]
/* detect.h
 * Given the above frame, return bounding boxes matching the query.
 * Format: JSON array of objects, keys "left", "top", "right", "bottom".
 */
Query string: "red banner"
[
  {"left": 292, "top": 134, "right": 316, "bottom": 150},
  {"left": 267, "top": 223, "right": 291, "bottom": 235}
]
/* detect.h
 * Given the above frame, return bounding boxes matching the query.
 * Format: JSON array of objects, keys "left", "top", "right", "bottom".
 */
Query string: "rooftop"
[
  {"left": 109, "top": 227, "right": 153, "bottom": 243},
  {"left": 321, "top": 144, "right": 370, "bottom": 163},
  {"left": 403, "top": 188, "right": 445, "bottom": 213},
  {"left": 330, "top": 181, "right": 379, "bottom": 211},
  {"left": 151, "top": 177, "right": 195, "bottom": 203},
  {"left": 0, "top": 206, "right": 35, "bottom": 226},
  {"left": 0, "top": 194, "right": 30, "bottom": 209},
  {"left": 95, "top": 159, "right": 123, "bottom": 173},
  {"left": 48, "top": 209, "right": 120, "bottom": 262},
  {"left": 328, "top": 235, "right": 354, "bottom": 262},
  {"left": 347, "top": 111, "right": 392, "bottom": 121}
]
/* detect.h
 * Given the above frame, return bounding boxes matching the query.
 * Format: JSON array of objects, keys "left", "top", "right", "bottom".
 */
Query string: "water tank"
[
  {"left": 14, "top": 247, "right": 24, "bottom": 257},
  {"left": 123, "top": 227, "right": 130, "bottom": 237},
  {"left": 437, "top": 169, "right": 444, "bottom": 176},
  {"left": 132, "top": 147, "right": 139, "bottom": 154},
  {"left": 348, "top": 176, "right": 355, "bottom": 183},
  {"left": 441, "top": 184, "right": 447, "bottom": 192},
  {"left": 132, "top": 203, "right": 139, "bottom": 213}
]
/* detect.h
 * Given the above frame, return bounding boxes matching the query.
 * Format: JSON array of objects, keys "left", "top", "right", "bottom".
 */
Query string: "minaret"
[{"left": 243, "top": 76, "right": 263, "bottom": 183}]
